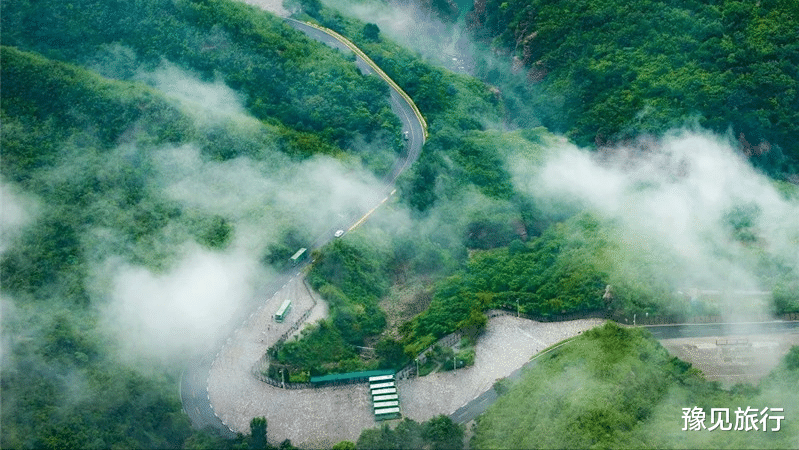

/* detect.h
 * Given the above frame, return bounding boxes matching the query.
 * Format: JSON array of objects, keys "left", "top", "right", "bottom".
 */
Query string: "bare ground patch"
[
  {"left": 659, "top": 330, "right": 799, "bottom": 387},
  {"left": 378, "top": 276, "right": 434, "bottom": 340}
]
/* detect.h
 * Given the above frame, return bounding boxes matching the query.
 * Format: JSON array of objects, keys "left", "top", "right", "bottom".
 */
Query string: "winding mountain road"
[
  {"left": 180, "top": 17, "right": 426, "bottom": 444},
  {"left": 180, "top": 14, "right": 799, "bottom": 448}
]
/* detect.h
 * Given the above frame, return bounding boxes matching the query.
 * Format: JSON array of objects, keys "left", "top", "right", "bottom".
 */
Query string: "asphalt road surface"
[
  {"left": 448, "top": 320, "right": 799, "bottom": 424},
  {"left": 644, "top": 321, "right": 799, "bottom": 339},
  {"left": 180, "top": 268, "right": 304, "bottom": 437},
  {"left": 284, "top": 19, "right": 426, "bottom": 188},
  {"left": 181, "top": 17, "right": 426, "bottom": 438}
]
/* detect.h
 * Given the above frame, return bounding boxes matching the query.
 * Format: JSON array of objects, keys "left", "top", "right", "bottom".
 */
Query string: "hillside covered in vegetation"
[
  {"left": 473, "top": 322, "right": 799, "bottom": 448},
  {"left": 3, "top": 0, "right": 799, "bottom": 448},
  {"left": 467, "top": 0, "right": 799, "bottom": 178},
  {"left": 1, "top": 0, "right": 408, "bottom": 447}
]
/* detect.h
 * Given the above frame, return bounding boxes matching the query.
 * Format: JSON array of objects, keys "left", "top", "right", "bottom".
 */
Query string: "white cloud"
[
  {"left": 515, "top": 130, "right": 799, "bottom": 312},
  {"left": 102, "top": 245, "right": 260, "bottom": 361},
  {"left": 0, "top": 180, "right": 38, "bottom": 255}
]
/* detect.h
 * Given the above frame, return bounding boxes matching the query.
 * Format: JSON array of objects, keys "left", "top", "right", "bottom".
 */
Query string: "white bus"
[
  {"left": 290, "top": 248, "right": 307, "bottom": 265},
  {"left": 368, "top": 374, "right": 394, "bottom": 383},
  {"left": 373, "top": 401, "right": 399, "bottom": 409},
  {"left": 373, "top": 394, "right": 398, "bottom": 402},
  {"left": 274, "top": 299, "right": 292, "bottom": 323},
  {"left": 370, "top": 381, "right": 395, "bottom": 390},
  {"left": 374, "top": 406, "right": 401, "bottom": 421},
  {"left": 371, "top": 387, "right": 396, "bottom": 396}
]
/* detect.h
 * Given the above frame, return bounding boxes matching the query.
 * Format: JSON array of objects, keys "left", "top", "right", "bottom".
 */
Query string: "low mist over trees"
[
  {"left": 1, "top": 0, "right": 406, "bottom": 447},
  {"left": 3, "top": 0, "right": 402, "bottom": 156},
  {"left": 3, "top": 0, "right": 799, "bottom": 448}
]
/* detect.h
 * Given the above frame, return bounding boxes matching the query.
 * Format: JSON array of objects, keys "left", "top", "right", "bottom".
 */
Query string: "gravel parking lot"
[
  {"left": 659, "top": 331, "right": 799, "bottom": 386},
  {"left": 207, "top": 285, "right": 604, "bottom": 448},
  {"left": 399, "top": 316, "right": 604, "bottom": 423}
]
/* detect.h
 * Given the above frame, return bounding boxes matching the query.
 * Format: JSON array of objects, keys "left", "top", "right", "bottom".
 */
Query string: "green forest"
[
  {"left": 2, "top": 0, "right": 799, "bottom": 448},
  {"left": 467, "top": 0, "right": 799, "bottom": 178},
  {"left": 268, "top": 0, "right": 799, "bottom": 380},
  {"left": 2, "top": 0, "right": 405, "bottom": 447}
]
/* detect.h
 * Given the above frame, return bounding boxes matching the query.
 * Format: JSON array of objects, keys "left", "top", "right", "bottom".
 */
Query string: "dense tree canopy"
[
  {"left": 468, "top": 0, "right": 799, "bottom": 178},
  {"left": 3, "top": 0, "right": 402, "bottom": 154},
  {"left": 1, "top": 0, "right": 407, "bottom": 447}
]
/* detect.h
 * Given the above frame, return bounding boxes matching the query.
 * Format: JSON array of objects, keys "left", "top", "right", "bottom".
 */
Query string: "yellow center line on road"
[
  {"left": 348, "top": 190, "right": 397, "bottom": 232},
  {"left": 296, "top": 20, "right": 427, "bottom": 139}
]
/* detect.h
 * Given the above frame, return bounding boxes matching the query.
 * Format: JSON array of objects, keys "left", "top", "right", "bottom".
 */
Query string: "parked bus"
[
  {"left": 373, "top": 394, "right": 398, "bottom": 402},
  {"left": 374, "top": 407, "right": 401, "bottom": 421},
  {"left": 371, "top": 387, "right": 396, "bottom": 396},
  {"left": 368, "top": 374, "right": 394, "bottom": 383},
  {"left": 370, "top": 381, "right": 395, "bottom": 390},
  {"left": 374, "top": 401, "right": 399, "bottom": 409},
  {"left": 274, "top": 299, "right": 292, "bottom": 323}
]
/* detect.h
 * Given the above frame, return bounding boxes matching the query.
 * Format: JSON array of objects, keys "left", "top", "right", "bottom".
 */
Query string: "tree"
[
  {"left": 363, "top": 23, "right": 380, "bottom": 42},
  {"left": 376, "top": 337, "right": 407, "bottom": 369},
  {"left": 199, "top": 215, "right": 233, "bottom": 249},
  {"left": 331, "top": 441, "right": 357, "bottom": 450},
  {"left": 356, "top": 423, "right": 395, "bottom": 449},
  {"left": 249, "top": 417, "right": 267, "bottom": 450},
  {"left": 422, "top": 415, "right": 463, "bottom": 450}
]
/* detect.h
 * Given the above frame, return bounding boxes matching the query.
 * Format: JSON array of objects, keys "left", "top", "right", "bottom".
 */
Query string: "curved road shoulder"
[
  {"left": 285, "top": 18, "right": 428, "bottom": 139},
  {"left": 183, "top": 18, "right": 427, "bottom": 443}
]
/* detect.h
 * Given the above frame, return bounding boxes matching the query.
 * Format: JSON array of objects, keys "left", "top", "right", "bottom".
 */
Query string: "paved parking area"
[
  {"left": 208, "top": 290, "right": 603, "bottom": 447},
  {"left": 399, "top": 316, "right": 603, "bottom": 423},
  {"left": 660, "top": 331, "right": 799, "bottom": 386}
]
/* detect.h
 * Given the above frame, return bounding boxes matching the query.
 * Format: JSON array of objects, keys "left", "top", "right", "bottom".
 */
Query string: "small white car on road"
[{"left": 334, "top": 229, "right": 345, "bottom": 238}]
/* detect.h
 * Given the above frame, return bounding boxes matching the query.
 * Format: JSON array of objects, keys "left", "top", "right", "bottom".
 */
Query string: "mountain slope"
[{"left": 468, "top": 0, "right": 799, "bottom": 178}]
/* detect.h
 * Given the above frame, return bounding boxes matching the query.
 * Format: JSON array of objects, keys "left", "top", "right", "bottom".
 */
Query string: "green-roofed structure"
[{"left": 310, "top": 369, "right": 394, "bottom": 386}]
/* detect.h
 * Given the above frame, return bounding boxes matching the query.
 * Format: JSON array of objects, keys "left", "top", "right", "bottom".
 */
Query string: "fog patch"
[
  {"left": 0, "top": 295, "right": 20, "bottom": 370},
  {"left": 100, "top": 245, "right": 262, "bottom": 362},
  {"left": 153, "top": 143, "right": 385, "bottom": 247},
  {"left": 323, "top": 0, "right": 466, "bottom": 68},
  {"left": 516, "top": 130, "right": 799, "bottom": 317},
  {"left": 0, "top": 180, "right": 39, "bottom": 255},
  {"left": 136, "top": 62, "right": 247, "bottom": 122},
  {"left": 90, "top": 65, "right": 389, "bottom": 362}
]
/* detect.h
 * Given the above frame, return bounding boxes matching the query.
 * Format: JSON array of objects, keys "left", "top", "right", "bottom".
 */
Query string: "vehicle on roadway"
[
  {"left": 403, "top": 130, "right": 409, "bottom": 140},
  {"left": 290, "top": 248, "right": 307, "bottom": 265},
  {"left": 274, "top": 299, "right": 292, "bottom": 323},
  {"left": 334, "top": 229, "right": 344, "bottom": 238}
]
